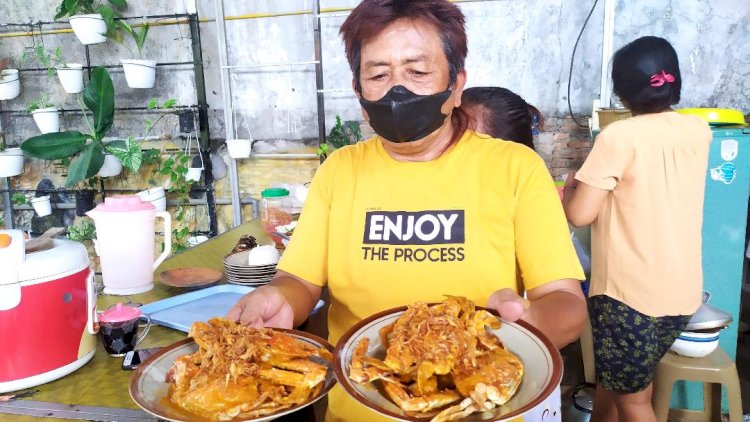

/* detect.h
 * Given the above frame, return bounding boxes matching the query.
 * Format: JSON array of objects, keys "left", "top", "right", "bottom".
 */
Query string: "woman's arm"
[
  {"left": 562, "top": 173, "right": 609, "bottom": 227},
  {"left": 488, "top": 278, "right": 587, "bottom": 348}
]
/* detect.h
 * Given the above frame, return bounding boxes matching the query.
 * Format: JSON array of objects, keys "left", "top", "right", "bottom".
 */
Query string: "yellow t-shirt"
[
  {"left": 576, "top": 111, "right": 711, "bottom": 317},
  {"left": 279, "top": 130, "right": 584, "bottom": 421}
]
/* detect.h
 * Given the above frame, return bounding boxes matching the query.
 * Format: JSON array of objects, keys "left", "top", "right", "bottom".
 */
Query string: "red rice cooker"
[{"left": 0, "top": 230, "right": 97, "bottom": 393}]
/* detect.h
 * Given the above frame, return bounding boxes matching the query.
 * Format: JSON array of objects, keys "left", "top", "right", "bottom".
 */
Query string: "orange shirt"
[{"left": 576, "top": 111, "right": 711, "bottom": 317}]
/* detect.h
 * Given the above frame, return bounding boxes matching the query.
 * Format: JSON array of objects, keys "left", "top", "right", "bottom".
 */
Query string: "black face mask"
[{"left": 359, "top": 85, "right": 452, "bottom": 143}]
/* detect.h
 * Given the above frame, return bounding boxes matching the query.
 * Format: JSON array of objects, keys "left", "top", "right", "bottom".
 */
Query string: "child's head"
[
  {"left": 461, "top": 87, "right": 543, "bottom": 151},
  {"left": 612, "top": 36, "right": 681, "bottom": 114}
]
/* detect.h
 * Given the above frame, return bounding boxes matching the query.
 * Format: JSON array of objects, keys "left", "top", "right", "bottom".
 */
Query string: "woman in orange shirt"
[{"left": 563, "top": 36, "right": 711, "bottom": 422}]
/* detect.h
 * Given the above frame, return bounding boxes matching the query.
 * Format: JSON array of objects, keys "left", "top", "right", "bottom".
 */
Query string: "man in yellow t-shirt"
[{"left": 227, "top": 1, "right": 586, "bottom": 421}]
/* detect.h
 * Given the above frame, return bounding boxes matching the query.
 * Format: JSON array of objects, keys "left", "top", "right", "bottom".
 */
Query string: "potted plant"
[
  {"left": 0, "top": 137, "right": 25, "bottom": 178},
  {"left": 27, "top": 94, "right": 60, "bottom": 134},
  {"left": 97, "top": 149, "right": 123, "bottom": 177},
  {"left": 54, "top": 0, "right": 128, "bottom": 45},
  {"left": 118, "top": 21, "right": 156, "bottom": 89},
  {"left": 226, "top": 138, "right": 252, "bottom": 159},
  {"left": 24, "top": 45, "right": 84, "bottom": 94},
  {"left": 30, "top": 196, "right": 53, "bottom": 217},
  {"left": 21, "top": 67, "right": 144, "bottom": 187},
  {"left": 67, "top": 218, "right": 96, "bottom": 242},
  {"left": 74, "top": 185, "right": 98, "bottom": 217},
  {"left": 11, "top": 192, "right": 30, "bottom": 208},
  {"left": 0, "top": 58, "right": 21, "bottom": 101},
  {"left": 317, "top": 115, "right": 362, "bottom": 160},
  {"left": 136, "top": 187, "right": 166, "bottom": 211},
  {"left": 142, "top": 148, "right": 193, "bottom": 253},
  {"left": 66, "top": 217, "right": 98, "bottom": 271}
]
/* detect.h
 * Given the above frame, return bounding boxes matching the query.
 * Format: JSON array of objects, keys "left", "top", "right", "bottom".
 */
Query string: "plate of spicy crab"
[
  {"left": 333, "top": 296, "right": 562, "bottom": 421},
  {"left": 130, "top": 318, "right": 336, "bottom": 421}
]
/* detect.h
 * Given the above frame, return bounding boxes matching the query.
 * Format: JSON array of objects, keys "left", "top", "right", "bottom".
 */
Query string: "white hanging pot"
[
  {"left": 120, "top": 59, "right": 157, "bottom": 89},
  {"left": 0, "top": 69, "right": 21, "bottom": 101},
  {"left": 136, "top": 187, "right": 166, "bottom": 211},
  {"left": 0, "top": 148, "right": 25, "bottom": 177},
  {"left": 57, "top": 64, "right": 84, "bottom": 94},
  {"left": 185, "top": 167, "right": 203, "bottom": 182},
  {"left": 68, "top": 14, "right": 107, "bottom": 45},
  {"left": 226, "top": 138, "right": 252, "bottom": 159},
  {"left": 31, "top": 107, "right": 60, "bottom": 134},
  {"left": 30, "top": 196, "right": 52, "bottom": 217},
  {"left": 97, "top": 154, "right": 123, "bottom": 177}
]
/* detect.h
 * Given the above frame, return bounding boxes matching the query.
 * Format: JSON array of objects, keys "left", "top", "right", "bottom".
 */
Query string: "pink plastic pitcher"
[{"left": 87, "top": 196, "right": 171, "bottom": 295}]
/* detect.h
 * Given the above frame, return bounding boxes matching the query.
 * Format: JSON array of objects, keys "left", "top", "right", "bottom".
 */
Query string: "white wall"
[{"left": 1, "top": 0, "right": 748, "bottom": 143}]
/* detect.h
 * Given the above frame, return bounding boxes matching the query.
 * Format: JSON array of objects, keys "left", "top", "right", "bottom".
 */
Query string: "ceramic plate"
[
  {"left": 333, "top": 306, "right": 562, "bottom": 421},
  {"left": 131, "top": 330, "right": 336, "bottom": 422},
  {"left": 159, "top": 267, "right": 224, "bottom": 289},
  {"left": 224, "top": 251, "right": 278, "bottom": 268}
]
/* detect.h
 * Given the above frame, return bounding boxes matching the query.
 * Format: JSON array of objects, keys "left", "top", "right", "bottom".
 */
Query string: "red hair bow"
[{"left": 650, "top": 70, "right": 675, "bottom": 87}]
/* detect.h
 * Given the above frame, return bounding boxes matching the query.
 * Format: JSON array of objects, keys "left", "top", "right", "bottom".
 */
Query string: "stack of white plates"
[{"left": 223, "top": 250, "right": 277, "bottom": 286}]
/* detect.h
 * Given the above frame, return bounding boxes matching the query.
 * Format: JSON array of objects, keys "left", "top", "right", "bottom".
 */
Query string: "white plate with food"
[
  {"left": 333, "top": 297, "right": 562, "bottom": 421},
  {"left": 130, "top": 318, "right": 336, "bottom": 421}
]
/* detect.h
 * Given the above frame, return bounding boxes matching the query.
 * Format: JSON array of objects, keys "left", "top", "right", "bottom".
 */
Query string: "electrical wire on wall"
[{"left": 567, "top": 0, "right": 600, "bottom": 128}]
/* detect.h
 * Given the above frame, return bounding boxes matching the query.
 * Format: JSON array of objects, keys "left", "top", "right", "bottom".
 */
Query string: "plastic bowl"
[{"left": 670, "top": 330, "right": 720, "bottom": 358}]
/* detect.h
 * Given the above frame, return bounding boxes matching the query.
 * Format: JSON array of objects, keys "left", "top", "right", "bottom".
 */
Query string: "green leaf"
[
  {"left": 54, "top": 5, "right": 68, "bottom": 20},
  {"left": 161, "top": 98, "right": 176, "bottom": 109},
  {"left": 104, "top": 140, "right": 126, "bottom": 151},
  {"left": 106, "top": 138, "right": 143, "bottom": 172},
  {"left": 146, "top": 98, "right": 158, "bottom": 109},
  {"left": 98, "top": 4, "right": 115, "bottom": 29},
  {"left": 107, "top": 0, "right": 127, "bottom": 11},
  {"left": 55, "top": 0, "right": 78, "bottom": 19},
  {"left": 21, "top": 131, "right": 88, "bottom": 159},
  {"left": 66, "top": 141, "right": 105, "bottom": 187},
  {"left": 11, "top": 192, "right": 29, "bottom": 206},
  {"left": 134, "top": 23, "right": 149, "bottom": 52},
  {"left": 83, "top": 67, "right": 115, "bottom": 138}
]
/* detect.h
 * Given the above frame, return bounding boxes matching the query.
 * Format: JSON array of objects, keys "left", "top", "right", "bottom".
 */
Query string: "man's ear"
[
  {"left": 452, "top": 70, "right": 467, "bottom": 108},
  {"left": 352, "top": 78, "right": 361, "bottom": 99}
]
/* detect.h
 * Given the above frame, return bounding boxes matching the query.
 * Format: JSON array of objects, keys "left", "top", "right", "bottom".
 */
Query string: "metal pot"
[
  {"left": 684, "top": 291, "right": 732, "bottom": 331},
  {"left": 563, "top": 383, "right": 594, "bottom": 422}
]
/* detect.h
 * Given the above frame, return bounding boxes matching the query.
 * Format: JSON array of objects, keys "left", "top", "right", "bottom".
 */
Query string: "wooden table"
[{"left": 0, "top": 220, "right": 317, "bottom": 421}]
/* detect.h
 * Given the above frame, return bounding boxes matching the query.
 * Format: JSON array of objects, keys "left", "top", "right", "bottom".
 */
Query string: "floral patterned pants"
[{"left": 588, "top": 295, "right": 691, "bottom": 393}]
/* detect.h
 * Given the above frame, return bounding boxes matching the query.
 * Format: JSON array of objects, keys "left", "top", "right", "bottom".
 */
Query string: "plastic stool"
[{"left": 652, "top": 348, "right": 742, "bottom": 422}]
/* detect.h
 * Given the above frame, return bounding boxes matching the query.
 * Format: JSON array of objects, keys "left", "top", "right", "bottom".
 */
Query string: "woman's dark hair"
[
  {"left": 461, "top": 87, "right": 543, "bottom": 151},
  {"left": 340, "top": 0, "right": 470, "bottom": 144},
  {"left": 612, "top": 36, "right": 681, "bottom": 114}
]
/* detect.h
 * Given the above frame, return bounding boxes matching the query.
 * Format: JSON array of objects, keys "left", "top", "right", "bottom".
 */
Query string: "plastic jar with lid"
[{"left": 260, "top": 187, "right": 293, "bottom": 246}]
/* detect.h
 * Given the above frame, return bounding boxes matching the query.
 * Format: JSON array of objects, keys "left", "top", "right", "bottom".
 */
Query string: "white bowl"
[
  {"left": 247, "top": 245, "right": 280, "bottom": 266},
  {"left": 334, "top": 306, "right": 563, "bottom": 421},
  {"left": 670, "top": 330, "right": 720, "bottom": 358}
]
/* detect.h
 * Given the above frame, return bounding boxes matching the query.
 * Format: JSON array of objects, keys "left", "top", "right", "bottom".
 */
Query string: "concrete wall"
[{"left": 1, "top": 0, "right": 748, "bottom": 234}]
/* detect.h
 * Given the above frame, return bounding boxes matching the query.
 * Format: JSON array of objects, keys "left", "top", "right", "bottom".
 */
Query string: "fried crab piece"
[
  {"left": 349, "top": 337, "right": 394, "bottom": 384},
  {"left": 382, "top": 381, "right": 462, "bottom": 413}
]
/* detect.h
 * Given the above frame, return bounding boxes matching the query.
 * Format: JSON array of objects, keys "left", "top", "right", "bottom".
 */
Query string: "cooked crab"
[
  {"left": 166, "top": 318, "right": 331, "bottom": 421},
  {"left": 348, "top": 296, "right": 524, "bottom": 421}
]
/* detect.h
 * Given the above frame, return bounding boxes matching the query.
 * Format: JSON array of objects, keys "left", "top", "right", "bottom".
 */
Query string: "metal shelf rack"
[{"left": 0, "top": 11, "right": 218, "bottom": 238}]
